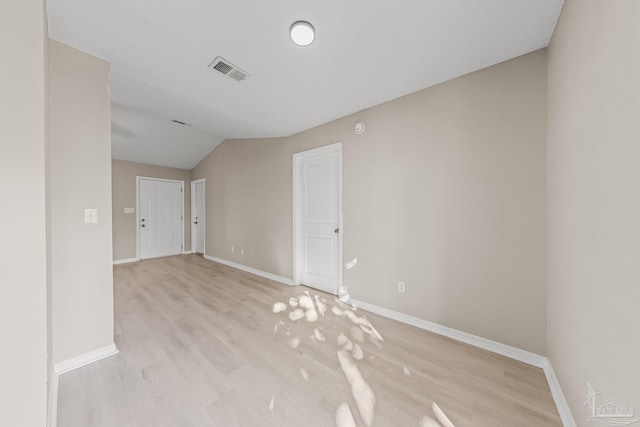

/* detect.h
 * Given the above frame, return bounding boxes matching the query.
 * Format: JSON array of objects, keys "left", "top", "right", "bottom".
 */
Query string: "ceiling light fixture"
[{"left": 290, "top": 21, "right": 315, "bottom": 47}]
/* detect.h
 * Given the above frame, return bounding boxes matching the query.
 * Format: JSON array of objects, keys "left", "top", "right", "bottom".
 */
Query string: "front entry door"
[
  {"left": 138, "top": 178, "right": 183, "bottom": 260},
  {"left": 294, "top": 144, "right": 342, "bottom": 294}
]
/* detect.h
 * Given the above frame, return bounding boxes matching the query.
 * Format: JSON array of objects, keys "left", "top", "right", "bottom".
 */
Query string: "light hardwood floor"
[{"left": 57, "top": 255, "right": 561, "bottom": 426}]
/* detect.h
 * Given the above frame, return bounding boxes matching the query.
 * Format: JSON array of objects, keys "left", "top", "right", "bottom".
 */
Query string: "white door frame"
[
  {"left": 293, "top": 142, "right": 343, "bottom": 294},
  {"left": 190, "top": 178, "right": 206, "bottom": 255},
  {"left": 136, "top": 176, "right": 185, "bottom": 260}
]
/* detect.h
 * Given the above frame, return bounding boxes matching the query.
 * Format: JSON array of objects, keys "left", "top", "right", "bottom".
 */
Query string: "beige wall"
[
  {"left": 547, "top": 0, "right": 640, "bottom": 422},
  {"left": 194, "top": 50, "right": 548, "bottom": 354},
  {"left": 0, "top": 2, "right": 48, "bottom": 426},
  {"left": 48, "top": 40, "right": 115, "bottom": 363},
  {"left": 112, "top": 159, "right": 192, "bottom": 260},
  {"left": 192, "top": 136, "right": 289, "bottom": 272}
]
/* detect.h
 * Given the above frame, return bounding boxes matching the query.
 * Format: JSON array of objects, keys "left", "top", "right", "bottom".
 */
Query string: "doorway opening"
[{"left": 191, "top": 179, "right": 205, "bottom": 255}]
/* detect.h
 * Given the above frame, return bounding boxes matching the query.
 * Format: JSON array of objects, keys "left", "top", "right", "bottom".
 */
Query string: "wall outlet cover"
[{"left": 84, "top": 208, "right": 98, "bottom": 224}]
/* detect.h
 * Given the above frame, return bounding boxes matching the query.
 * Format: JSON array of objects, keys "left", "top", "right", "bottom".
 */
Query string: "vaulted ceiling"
[{"left": 47, "top": 0, "right": 563, "bottom": 169}]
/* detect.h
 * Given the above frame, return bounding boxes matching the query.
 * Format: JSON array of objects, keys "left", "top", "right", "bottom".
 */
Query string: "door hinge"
[{"left": 181, "top": 244, "right": 183, "bottom": 249}]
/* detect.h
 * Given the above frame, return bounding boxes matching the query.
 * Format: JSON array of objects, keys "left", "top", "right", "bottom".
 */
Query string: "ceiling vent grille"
[{"left": 208, "top": 56, "right": 250, "bottom": 82}]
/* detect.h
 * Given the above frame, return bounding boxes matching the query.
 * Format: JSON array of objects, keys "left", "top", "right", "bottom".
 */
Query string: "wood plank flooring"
[{"left": 57, "top": 255, "right": 561, "bottom": 426}]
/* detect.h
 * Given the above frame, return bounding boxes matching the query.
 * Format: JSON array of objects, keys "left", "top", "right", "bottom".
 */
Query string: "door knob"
[
  {"left": 334, "top": 228, "right": 339, "bottom": 234},
  {"left": 194, "top": 221, "right": 198, "bottom": 224},
  {"left": 141, "top": 224, "right": 145, "bottom": 227},
  {"left": 141, "top": 218, "right": 145, "bottom": 222}
]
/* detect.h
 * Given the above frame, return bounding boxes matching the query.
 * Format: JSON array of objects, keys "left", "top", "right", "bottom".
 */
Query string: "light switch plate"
[
  {"left": 84, "top": 208, "right": 98, "bottom": 224},
  {"left": 124, "top": 207, "right": 135, "bottom": 214}
]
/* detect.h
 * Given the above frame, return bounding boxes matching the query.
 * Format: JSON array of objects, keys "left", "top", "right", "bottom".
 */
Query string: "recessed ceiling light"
[{"left": 290, "top": 21, "right": 315, "bottom": 47}]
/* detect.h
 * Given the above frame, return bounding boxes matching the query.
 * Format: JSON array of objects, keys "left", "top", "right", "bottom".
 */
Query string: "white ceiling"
[{"left": 47, "top": 0, "right": 563, "bottom": 169}]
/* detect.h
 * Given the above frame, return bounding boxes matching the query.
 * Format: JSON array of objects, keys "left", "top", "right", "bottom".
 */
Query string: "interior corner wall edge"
[
  {"left": 547, "top": 0, "right": 640, "bottom": 422},
  {"left": 44, "top": 2, "right": 55, "bottom": 423},
  {"left": 192, "top": 49, "right": 548, "bottom": 355},
  {"left": 111, "top": 159, "right": 193, "bottom": 260},
  {"left": 0, "top": 1, "right": 49, "bottom": 426},
  {"left": 48, "top": 39, "right": 115, "bottom": 364}
]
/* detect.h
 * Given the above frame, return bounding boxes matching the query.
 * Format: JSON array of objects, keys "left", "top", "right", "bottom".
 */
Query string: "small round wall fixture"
[
  {"left": 290, "top": 21, "right": 315, "bottom": 46},
  {"left": 354, "top": 121, "right": 366, "bottom": 135}
]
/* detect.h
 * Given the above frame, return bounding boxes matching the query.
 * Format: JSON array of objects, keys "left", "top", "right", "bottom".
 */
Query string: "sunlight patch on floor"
[{"left": 271, "top": 292, "right": 455, "bottom": 426}]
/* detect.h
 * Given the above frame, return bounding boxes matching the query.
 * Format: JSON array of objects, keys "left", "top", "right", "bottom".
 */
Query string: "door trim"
[
  {"left": 292, "top": 142, "right": 343, "bottom": 294},
  {"left": 136, "top": 176, "right": 185, "bottom": 260},
  {"left": 190, "top": 178, "right": 206, "bottom": 255}
]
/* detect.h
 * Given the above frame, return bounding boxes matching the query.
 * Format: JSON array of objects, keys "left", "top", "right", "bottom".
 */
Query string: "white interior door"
[
  {"left": 138, "top": 178, "right": 183, "bottom": 260},
  {"left": 194, "top": 181, "right": 205, "bottom": 254},
  {"left": 294, "top": 144, "right": 342, "bottom": 295}
]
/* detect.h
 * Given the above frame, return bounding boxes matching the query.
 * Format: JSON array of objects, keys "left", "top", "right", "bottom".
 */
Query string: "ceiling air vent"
[{"left": 208, "top": 56, "right": 250, "bottom": 82}]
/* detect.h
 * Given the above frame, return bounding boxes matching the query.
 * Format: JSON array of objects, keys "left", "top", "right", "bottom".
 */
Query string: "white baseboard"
[
  {"left": 349, "top": 298, "right": 546, "bottom": 367},
  {"left": 543, "top": 360, "right": 577, "bottom": 427},
  {"left": 49, "top": 343, "right": 118, "bottom": 427},
  {"left": 203, "top": 255, "right": 294, "bottom": 286},
  {"left": 347, "top": 298, "right": 576, "bottom": 427},
  {"left": 54, "top": 343, "right": 119, "bottom": 375},
  {"left": 48, "top": 368, "right": 59, "bottom": 427},
  {"left": 113, "top": 258, "right": 139, "bottom": 265},
  {"left": 183, "top": 250, "right": 194, "bottom": 255}
]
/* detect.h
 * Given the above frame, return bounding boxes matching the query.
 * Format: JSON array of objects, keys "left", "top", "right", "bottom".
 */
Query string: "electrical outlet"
[
  {"left": 84, "top": 208, "right": 98, "bottom": 224},
  {"left": 398, "top": 282, "right": 406, "bottom": 293},
  {"left": 231, "top": 246, "right": 235, "bottom": 253},
  {"left": 241, "top": 248, "right": 244, "bottom": 255}
]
